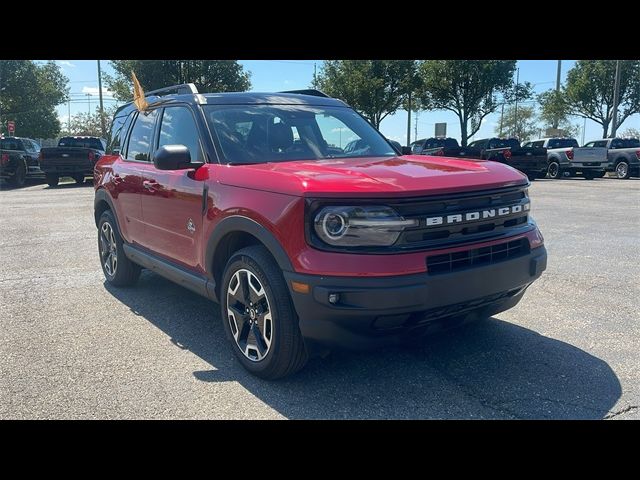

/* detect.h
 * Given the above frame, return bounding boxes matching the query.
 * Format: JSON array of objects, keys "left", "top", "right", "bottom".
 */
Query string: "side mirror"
[
  {"left": 153, "top": 144, "right": 195, "bottom": 170},
  {"left": 401, "top": 146, "right": 413, "bottom": 155}
]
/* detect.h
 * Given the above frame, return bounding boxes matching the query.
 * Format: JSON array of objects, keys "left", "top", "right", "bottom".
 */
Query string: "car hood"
[{"left": 217, "top": 155, "right": 528, "bottom": 198}]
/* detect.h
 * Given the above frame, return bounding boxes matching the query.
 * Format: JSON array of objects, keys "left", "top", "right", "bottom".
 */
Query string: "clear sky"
[{"left": 53, "top": 60, "right": 639, "bottom": 143}]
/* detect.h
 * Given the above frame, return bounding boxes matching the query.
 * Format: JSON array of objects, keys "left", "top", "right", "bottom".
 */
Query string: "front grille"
[
  {"left": 427, "top": 238, "right": 529, "bottom": 275},
  {"left": 390, "top": 185, "right": 531, "bottom": 250}
]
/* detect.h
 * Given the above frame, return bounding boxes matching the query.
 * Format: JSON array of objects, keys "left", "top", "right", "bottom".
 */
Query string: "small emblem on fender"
[{"left": 187, "top": 218, "right": 196, "bottom": 234}]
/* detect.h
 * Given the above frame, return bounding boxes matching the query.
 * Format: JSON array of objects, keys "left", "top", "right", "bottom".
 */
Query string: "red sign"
[{"left": 7, "top": 121, "right": 15, "bottom": 134}]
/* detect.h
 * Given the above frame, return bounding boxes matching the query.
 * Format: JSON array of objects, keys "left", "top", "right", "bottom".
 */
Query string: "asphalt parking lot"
[{"left": 0, "top": 177, "right": 638, "bottom": 419}]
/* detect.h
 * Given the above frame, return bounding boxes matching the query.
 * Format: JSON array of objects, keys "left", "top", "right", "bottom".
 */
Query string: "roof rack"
[
  {"left": 145, "top": 83, "right": 199, "bottom": 97},
  {"left": 279, "top": 89, "right": 329, "bottom": 98}
]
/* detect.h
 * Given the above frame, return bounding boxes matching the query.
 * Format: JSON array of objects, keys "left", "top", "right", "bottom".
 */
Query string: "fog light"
[{"left": 328, "top": 293, "right": 340, "bottom": 304}]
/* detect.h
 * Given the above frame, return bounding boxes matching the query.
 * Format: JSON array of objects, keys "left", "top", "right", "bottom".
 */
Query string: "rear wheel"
[
  {"left": 547, "top": 161, "right": 562, "bottom": 179},
  {"left": 45, "top": 173, "right": 59, "bottom": 187},
  {"left": 221, "top": 245, "right": 308, "bottom": 379},
  {"left": 583, "top": 172, "right": 596, "bottom": 180},
  {"left": 10, "top": 160, "right": 27, "bottom": 187},
  {"left": 73, "top": 174, "right": 85, "bottom": 184},
  {"left": 98, "top": 210, "right": 141, "bottom": 287},
  {"left": 615, "top": 161, "right": 630, "bottom": 179}
]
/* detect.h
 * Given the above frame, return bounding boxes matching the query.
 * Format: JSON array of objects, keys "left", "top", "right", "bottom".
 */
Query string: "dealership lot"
[{"left": 0, "top": 178, "right": 638, "bottom": 419}]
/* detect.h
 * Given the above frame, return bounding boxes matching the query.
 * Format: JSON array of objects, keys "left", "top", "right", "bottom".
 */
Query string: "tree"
[
  {"left": 619, "top": 127, "right": 640, "bottom": 139},
  {"left": 61, "top": 106, "right": 116, "bottom": 137},
  {"left": 417, "top": 60, "right": 522, "bottom": 146},
  {"left": 0, "top": 60, "right": 68, "bottom": 138},
  {"left": 560, "top": 60, "right": 640, "bottom": 137},
  {"left": 495, "top": 105, "right": 539, "bottom": 142},
  {"left": 105, "top": 60, "right": 251, "bottom": 101},
  {"left": 316, "top": 60, "right": 419, "bottom": 129}
]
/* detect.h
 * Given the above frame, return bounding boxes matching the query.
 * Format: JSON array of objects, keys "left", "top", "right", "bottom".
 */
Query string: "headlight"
[{"left": 313, "top": 206, "right": 417, "bottom": 247}]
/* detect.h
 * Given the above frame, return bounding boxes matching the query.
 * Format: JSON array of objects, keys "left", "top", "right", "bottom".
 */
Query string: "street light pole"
[
  {"left": 406, "top": 91, "right": 412, "bottom": 147},
  {"left": 610, "top": 60, "right": 622, "bottom": 138},
  {"left": 97, "top": 60, "right": 106, "bottom": 138},
  {"left": 553, "top": 60, "right": 562, "bottom": 129},
  {"left": 514, "top": 67, "right": 520, "bottom": 139}
]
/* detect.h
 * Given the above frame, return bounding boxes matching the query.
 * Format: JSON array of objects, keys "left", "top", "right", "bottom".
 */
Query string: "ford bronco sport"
[{"left": 94, "top": 84, "right": 547, "bottom": 379}]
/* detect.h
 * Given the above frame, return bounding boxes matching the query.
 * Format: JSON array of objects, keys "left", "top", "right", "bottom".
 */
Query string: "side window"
[
  {"left": 533, "top": 141, "right": 544, "bottom": 148},
  {"left": 158, "top": 106, "right": 204, "bottom": 163},
  {"left": 609, "top": 139, "right": 621, "bottom": 149},
  {"left": 583, "top": 141, "right": 595, "bottom": 148},
  {"left": 125, "top": 110, "right": 158, "bottom": 162},
  {"left": 411, "top": 141, "right": 423, "bottom": 153},
  {"left": 30, "top": 140, "right": 41, "bottom": 152},
  {"left": 21, "top": 140, "right": 34, "bottom": 152},
  {"left": 522, "top": 142, "right": 531, "bottom": 148}
]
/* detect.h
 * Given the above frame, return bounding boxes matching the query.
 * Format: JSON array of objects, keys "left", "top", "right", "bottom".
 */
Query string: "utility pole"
[
  {"left": 97, "top": 60, "right": 106, "bottom": 138},
  {"left": 86, "top": 93, "right": 91, "bottom": 116},
  {"left": 313, "top": 63, "right": 317, "bottom": 89},
  {"left": 67, "top": 98, "right": 71, "bottom": 132},
  {"left": 499, "top": 103, "right": 504, "bottom": 137},
  {"left": 514, "top": 67, "right": 520, "bottom": 139},
  {"left": 553, "top": 60, "right": 562, "bottom": 129},
  {"left": 582, "top": 117, "right": 587, "bottom": 145},
  {"left": 414, "top": 111, "right": 419, "bottom": 143},
  {"left": 610, "top": 60, "right": 622, "bottom": 138},
  {"left": 406, "top": 91, "right": 412, "bottom": 146}
]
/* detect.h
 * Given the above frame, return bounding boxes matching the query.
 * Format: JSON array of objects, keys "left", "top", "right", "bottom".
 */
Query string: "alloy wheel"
[
  {"left": 100, "top": 222, "right": 118, "bottom": 276},
  {"left": 226, "top": 269, "right": 273, "bottom": 362}
]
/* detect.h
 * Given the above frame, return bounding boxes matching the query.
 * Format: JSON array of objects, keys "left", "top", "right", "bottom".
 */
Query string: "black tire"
[
  {"left": 45, "top": 173, "right": 59, "bottom": 187},
  {"left": 221, "top": 245, "right": 308, "bottom": 379},
  {"left": 583, "top": 172, "right": 596, "bottom": 180},
  {"left": 596, "top": 171, "right": 606, "bottom": 178},
  {"left": 73, "top": 174, "right": 85, "bottom": 184},
  {"left": 10, "top": 160, "right": 27, "bottom": 187},
  {"left": 547, "top": 160, "right": 562, "bottom": 179},
  {"left": 615, "top": 161, "right": 630, "bottom": 179},
  {"left": 97, "top": 210, "right": 141, "bottom": 287},
  {"left": 526, "top": 173, "right": 537, "bottom": 181}
]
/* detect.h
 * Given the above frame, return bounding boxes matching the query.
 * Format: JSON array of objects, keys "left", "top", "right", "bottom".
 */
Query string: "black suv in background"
[{"left": 0, "top": 137, "right": 44, "bottom": 187}]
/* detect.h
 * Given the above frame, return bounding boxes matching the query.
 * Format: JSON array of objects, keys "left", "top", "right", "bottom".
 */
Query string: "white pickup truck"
[{"left": 523, "top": 138, "right": 608, "bottom": 180}]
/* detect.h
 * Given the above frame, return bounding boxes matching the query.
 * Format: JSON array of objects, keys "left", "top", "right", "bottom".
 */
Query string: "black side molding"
[{"left": 123, "top": 244, "right": 218, "bottom": 302}]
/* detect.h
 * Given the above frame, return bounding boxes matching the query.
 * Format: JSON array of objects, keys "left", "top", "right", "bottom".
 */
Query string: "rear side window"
[
  {"left": 533, "top": 141, "right": 544, "bottom": 148},
  {"left": 158, "top": 106, "right": 204, "bottom": 163},
  {"left": 125, "top": 110, "right": 158, "bottom": 162},
  {"left": 593, "top": 140, "right": 608, "bottom": 148},
  {"left": 411, "top": 140, "right": 424, "bottom": 153}
]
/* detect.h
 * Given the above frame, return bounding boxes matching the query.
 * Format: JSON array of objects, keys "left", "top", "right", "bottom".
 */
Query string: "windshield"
[
  {"left": 548, "top": 138, "right": 579, "bottom": 149},
  {"left": 58, "top": 137, "right": 105, "bottom": 150},
  {"left": 203, "top": 104, "right": 396, "bottom": 164}
]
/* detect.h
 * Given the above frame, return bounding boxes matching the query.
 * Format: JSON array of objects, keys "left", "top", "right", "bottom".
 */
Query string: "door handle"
[{"left": 143, "top": 180, "right": 158, "bottom": 191}]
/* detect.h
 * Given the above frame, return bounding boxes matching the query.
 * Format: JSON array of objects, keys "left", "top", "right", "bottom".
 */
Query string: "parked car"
[
  {"left": 95, "top": 84, "right": 547, "bottom": 379},
  {"left": 39, "top": 136, "right": 105, "bottom": 187},
  {"left": 583, "top": 137, "right": 640, "bottom": 179},
  {"left": 412, "top": 137, "right": 548, "bottom": 180},
  {"left": 523, "top": 138, "right": 607, "bottom": 179},
  {"left": 0, "top": 137, "right": 44, "bottom": 187}
]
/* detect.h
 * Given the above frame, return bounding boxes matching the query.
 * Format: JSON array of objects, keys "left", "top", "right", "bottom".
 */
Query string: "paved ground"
[{"left": 0, "top": 177, "right": 638, "bottom": 419}]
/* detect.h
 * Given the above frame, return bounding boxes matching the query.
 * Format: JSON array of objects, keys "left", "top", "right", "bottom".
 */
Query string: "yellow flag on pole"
[{"left": 131, "top": 71, "right": 148, "bottom": 112}]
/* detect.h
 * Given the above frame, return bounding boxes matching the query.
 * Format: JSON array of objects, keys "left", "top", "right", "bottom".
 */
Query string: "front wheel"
[
  {"left": 583, "top": 172, "right": 596, "bottom": 180},
  {"left": 221, "top": 245, "right": 308, "bottom": 379},
  {"left": 73, "top": 174, "right": 85, "bottom": 184},
  {"left": 45, "top": 173, "right": 59, "bottom": 187},
  {"left": 615, "top": 161, "right": 630, "bottom": 179},
  {"left": 547, "top": 161, "right": 562, "bottom": 179}
]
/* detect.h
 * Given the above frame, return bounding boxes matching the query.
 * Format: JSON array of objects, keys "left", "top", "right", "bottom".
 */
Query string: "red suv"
[{"left": 94, "top": 84, "right": 547, "bottom": 379}]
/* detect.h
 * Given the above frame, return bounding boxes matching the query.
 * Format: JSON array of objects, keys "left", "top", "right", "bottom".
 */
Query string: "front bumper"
[{"left": 284, "top": 245, "right": 547, "bottom": 350}]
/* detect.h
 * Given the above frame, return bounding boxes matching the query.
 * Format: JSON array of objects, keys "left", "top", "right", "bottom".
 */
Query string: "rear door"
[{"left": 139, "top": 105, "right": 206, "bottom": 270}]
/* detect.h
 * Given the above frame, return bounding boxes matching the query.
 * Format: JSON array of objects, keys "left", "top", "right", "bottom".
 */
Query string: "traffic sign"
[{"left": 7, "top": 121, "right": 15, "bottom": 135}]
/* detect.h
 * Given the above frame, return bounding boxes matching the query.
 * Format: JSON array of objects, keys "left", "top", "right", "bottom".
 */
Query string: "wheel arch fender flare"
[
  {"left": 94, "top": 188, "right": 120, "bottom": 230},
  {"left": 205, "top": 215, "right": 294, "bottom": 278}
]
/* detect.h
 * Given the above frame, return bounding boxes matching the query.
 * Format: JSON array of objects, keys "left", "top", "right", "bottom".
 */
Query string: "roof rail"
[
  {"left": 279, "top": 89, "right": 329, "bottom": 98},
  {"left": 145, "top": 83, "right": 199, "bottom": 97}
]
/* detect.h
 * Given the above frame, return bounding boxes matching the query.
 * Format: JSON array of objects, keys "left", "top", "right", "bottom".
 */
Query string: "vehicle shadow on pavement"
[{"left": 105, "top": 271, "right": 621, "bottom": 419}]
